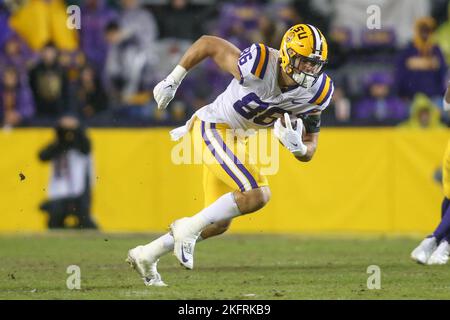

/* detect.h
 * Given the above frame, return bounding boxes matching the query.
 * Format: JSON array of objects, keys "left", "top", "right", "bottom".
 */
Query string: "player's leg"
[
  {"left": 126, "top": 147, "right": 238, "bottom": 285},
  {"left": 171, "top": 120, "right": 270, "bottom": 269},
  {"left": 41, "top": 199, "right": 67, "bottom": 229},
  {"left": 127, "top": 223, "right": 232, "bottom": 286},
  {"left": 127, "top": 221, "right": 234, "bottom": 286},
  {"left": 425, "top": 196, "right": 450, "bottom": 265},
  {"left": 128, "top": 119, "right": 269, "bottom": 277},
  {"left": 426, "top": 141, "right": 450, "bottom": 265},
  {"left": 170, "top": 188, "right": 270, "bottom": 269},
  {"left": 440, "top": 199, "right": 450, "bottom": 242},
  {"left": 411, "top": 198, "right": 445, "bottom": 264},
  {"left": 199, "top": 164, "right": 235, "bottom": 237},
  {"left": 441, "top": 198, "right": 450, "bottom": 219},
  {"left": 197, "top": 163, "right": 270, "bottom": 237},
  {"left": 412, "top": 140, "right": 450, "bottom": 264}
]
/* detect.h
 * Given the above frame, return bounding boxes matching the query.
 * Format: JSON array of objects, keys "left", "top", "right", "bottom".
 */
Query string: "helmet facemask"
[{"left": 284, "top": 48, "right": 326, "bottom": 89}]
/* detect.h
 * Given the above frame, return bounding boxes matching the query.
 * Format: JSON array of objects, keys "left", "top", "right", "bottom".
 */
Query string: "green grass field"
[{"left": 1, "top": 232, "right": 450, "bottom": 300}]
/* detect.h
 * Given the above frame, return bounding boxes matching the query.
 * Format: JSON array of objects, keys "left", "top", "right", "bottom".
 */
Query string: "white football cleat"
[
  {"left": 411, "top": 237, "right": 437, "bottom": 264},
  {"left": 170, "top": 217, "right": 200, "bottom": 270},
  {"left": 427, "top": 240, "right": 450, "bottom": 265},
  {"left": 126, "top": 246, "right": 167, "bottom": 287}
]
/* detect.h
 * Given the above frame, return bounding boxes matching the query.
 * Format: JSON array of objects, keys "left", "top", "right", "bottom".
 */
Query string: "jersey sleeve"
[
  {"left": 237, "top": 43, "right": 270, "bottom": 87},
  {"left": 307, "top": 73, "right": 334, "bottom": 110}
]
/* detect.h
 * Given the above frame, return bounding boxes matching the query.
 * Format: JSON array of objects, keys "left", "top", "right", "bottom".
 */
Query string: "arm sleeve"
[
  {"left": 300, "top": 113, "right": 322, "bottom": 133},
  {"left": 39, "top": 143, "right": 63, "bottom": 161},
  {"left": 74, "top": 130, "right": 91, "bottom": 155}
]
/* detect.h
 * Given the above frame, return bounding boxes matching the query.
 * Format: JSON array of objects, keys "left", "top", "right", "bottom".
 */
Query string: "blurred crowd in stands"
[{"left": 0, "top": 0, "right": 449, "bottom": 128}]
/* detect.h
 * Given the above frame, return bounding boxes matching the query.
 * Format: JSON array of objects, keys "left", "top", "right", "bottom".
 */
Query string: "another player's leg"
[
  {"left": 412, "top": 197, "right": 450, "bottom": 265},
  {"left": 410, "top": 198, "right": 444, "bottom": 264},
  {"left": 425, "top": 197, "right": 450, "bottom": 265},
  {"left": 412, "top": 140, "right": 450, "bottom": 264},
  {"left": 428, "top": 239, "right": 450, "bottom": 265},
  {"left": 430, "top": 141, "right": 450, "bottom": 265}
]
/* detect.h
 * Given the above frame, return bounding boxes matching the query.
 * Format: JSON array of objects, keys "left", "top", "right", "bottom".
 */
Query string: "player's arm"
[
  {"left": 153, "top": 35, "right": 241, "bottom": 109},
  {"left": 297, "top": 111, "right": 322, "bottom": 162},
  {"left": 274, "top": 112, "right": 321, "bottom": 163},
  {"left": 38, "top": 143, "right": 63, "bottom": 161},
  {"left": 179, "top": 36, "right": 241, "bottom": 80},
  {"left": 296, "top": 128, "right": 319, "bottom": 162}
]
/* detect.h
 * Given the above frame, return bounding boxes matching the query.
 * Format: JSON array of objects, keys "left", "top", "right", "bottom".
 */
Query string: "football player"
[
  {"left": 411, "top": 81, "right": 450, "bottom": 265},
  {"left": 126, "top": 24, "right": 334, "bottom": 286}
]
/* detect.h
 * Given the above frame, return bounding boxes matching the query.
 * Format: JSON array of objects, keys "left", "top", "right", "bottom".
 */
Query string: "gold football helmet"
[{"left": 279, "top": 24, "right": 328, "bottom": 88}]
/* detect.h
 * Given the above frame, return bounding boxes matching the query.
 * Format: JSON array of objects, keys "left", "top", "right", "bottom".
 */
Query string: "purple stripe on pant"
[
  {"left": 201, "top": 121, "right": 246, "bottom": 192},
  {"left": 210, "top": 123, "right": 259, "bottom": 190}
]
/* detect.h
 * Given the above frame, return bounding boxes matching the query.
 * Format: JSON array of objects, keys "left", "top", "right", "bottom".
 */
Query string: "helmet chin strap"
[{"left": 281, "top": 62, "right": 317, "bottom": 89}]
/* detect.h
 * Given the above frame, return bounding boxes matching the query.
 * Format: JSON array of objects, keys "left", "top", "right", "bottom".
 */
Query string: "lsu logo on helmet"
[{"left": 280, "top": 24, "right": 328, "bottom": 88}]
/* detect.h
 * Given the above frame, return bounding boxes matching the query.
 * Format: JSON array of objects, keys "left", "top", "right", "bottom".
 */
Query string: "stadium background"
[{"left": 1, "top": 0, "right": 449, "bottom": 234}]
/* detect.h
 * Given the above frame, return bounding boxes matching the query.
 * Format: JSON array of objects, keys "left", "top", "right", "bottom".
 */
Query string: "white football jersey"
[{"left": 195, "top": 43, "right": 334, "bottom": 130}]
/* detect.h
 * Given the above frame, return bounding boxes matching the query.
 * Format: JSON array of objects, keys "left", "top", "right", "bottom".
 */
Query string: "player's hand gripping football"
[
  {"left": 153, "top": 75, "right": 179, "bottom": 110},
  {"left": 274, "top": 113, "right": 307, "bottom": 157}
]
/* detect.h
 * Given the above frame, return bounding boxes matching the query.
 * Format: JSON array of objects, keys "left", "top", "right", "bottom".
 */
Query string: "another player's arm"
[
  {"left": 153, "top": 36, "right": 241, "bottom": 109},
  {"left": 38, "top": 143, "right": 64, "bottom": 161}
]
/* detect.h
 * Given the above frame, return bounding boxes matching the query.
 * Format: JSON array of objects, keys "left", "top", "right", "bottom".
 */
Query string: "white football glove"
[
  {"left": 274, "top": 113, "right": 307, "bottom": 157},
  {"left": 153, "top": 75, "right": 179, "bottom": 110}
]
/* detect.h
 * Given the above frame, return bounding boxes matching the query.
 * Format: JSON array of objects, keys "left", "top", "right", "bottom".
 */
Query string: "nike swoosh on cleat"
[
  {"left": 181, "top": 245, "right": 189, "bottom": 263},
  {"left": 292, "top": 143, "right": 298, "bottom": 147},
  {"left": 165, "top": 85, "right": 173, "bottom": 89}
]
